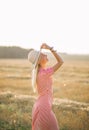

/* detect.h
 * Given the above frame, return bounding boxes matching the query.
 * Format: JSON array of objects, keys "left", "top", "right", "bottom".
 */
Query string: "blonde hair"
[{"left": 31, "top": 49, "right": 41, "bottom": 92}]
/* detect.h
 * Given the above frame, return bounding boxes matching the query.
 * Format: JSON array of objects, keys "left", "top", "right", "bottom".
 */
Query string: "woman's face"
[{"left": 38, "top": 53, "right": 48, "bottom": 66}]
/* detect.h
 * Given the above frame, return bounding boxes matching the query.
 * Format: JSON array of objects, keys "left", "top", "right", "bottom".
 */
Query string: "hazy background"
[
  {"left": 0, "top": 1, "right": 89, "bottom": 129},
  {"left": 0, "top": 0, "right": 89, "bottom": 54}
]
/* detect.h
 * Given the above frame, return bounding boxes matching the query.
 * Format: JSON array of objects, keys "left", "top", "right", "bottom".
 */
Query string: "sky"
[{"left": 0, "top": 0, "right": 89, "bottom": 54}]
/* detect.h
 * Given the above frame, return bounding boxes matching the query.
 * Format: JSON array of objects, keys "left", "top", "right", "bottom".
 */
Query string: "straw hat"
[
  {"left": 28, "top": 49, "right": 41, "bottom": 92},
  {"left": 28, "top": 49, "right": 41, "bottom": 68}
]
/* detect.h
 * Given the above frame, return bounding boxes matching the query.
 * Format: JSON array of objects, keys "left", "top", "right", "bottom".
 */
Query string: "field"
[{"left": 0, "top": 58, "right": 89, "bottom": 130}]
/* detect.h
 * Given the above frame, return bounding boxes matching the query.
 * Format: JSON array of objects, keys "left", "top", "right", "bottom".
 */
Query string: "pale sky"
[{"left": 0, "top": 0, "right": 89, "bottom": 54}]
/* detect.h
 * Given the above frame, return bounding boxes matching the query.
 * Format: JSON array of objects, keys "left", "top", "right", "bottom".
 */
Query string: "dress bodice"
[{"left": 37, "top": 67, "right": 54, "bottom": 97}]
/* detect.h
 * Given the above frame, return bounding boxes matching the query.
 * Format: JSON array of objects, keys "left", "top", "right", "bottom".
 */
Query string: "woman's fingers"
[
  {"left": 41, "top": 43, "right": 51, "bottom": 50},
  {"left": 41, "top": 43, "right": 46, "bottom": 49}
]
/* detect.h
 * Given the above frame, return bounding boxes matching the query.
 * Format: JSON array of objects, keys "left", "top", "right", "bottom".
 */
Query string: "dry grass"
[
  {"left": 0, "top": 92, "right": 89, "bottom": 130},
  {"left": 0, "top": 59, "right": 89, "bottom": 130},
  {"left": 0, "top": 59, "right": 89, "bottom": 102}
]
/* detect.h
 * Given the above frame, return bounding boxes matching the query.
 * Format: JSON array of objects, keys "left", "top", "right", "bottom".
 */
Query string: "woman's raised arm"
[{"left": 41, "top": 43, "right": 64, "bottom": 72}]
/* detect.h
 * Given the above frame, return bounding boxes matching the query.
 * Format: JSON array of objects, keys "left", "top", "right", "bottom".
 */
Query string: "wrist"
[
  {"left": 49, "top": 47, "right": 53, "bottom": 50},
  {"left": 50, "top": 47, "right": 56, "bottom": 52}
]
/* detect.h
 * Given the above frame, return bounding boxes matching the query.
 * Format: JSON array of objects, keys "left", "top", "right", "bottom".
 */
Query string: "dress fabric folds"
[{"left": 32, "top": 68, "right": 59, "bottom": 130}]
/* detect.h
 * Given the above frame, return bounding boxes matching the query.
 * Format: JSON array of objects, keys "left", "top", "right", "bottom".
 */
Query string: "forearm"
[
  {"left": 49, "top": 47, "right": 64, "bottom": 64},
  {"left": 41, "top": 43, "right": 64, "bottom": 71}
]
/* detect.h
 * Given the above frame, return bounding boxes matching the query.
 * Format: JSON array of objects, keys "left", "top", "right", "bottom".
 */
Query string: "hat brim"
[{"left": 34, "top": 50, "right": 41, "bottom": 68}]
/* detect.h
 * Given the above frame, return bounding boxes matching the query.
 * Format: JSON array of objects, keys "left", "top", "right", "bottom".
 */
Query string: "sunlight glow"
[{"left": 0, "top": 0, "right": 89, "bottom": 54}]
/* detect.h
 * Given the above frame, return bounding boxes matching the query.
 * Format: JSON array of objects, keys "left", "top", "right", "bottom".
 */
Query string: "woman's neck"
[{"left": 38, "top": 64, "right": 46, "bottom": 70}]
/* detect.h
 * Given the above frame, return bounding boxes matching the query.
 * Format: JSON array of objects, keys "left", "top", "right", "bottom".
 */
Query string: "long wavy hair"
[{"left": 32, "top": 49, "right": 41, "bottom": 93}]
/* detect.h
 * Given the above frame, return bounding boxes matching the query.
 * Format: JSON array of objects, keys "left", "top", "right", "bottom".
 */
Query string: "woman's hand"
[{"left": 40, "top": 43, "right": 51, "bottom": 50}]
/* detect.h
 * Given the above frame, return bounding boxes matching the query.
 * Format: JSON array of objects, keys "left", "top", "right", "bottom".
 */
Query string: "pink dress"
[{"left": 32, "top": 67, "right": 59, "bottom": 130}]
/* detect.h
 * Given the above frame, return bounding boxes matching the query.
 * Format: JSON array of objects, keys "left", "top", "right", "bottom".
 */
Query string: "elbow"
[
  {"left": 60, "top": 59, "right": 64, "bottom": 65},
  {"left": 54, "top": 60, "right": 64, "bottom": 72},
  {"left": 60, "top": 61, "right": 64, "bottom": 66},
  {"left": 59, "top": 60, "right": 64, "bottom": 68},
  {"left": 57, "top": 60, "right": 64, "bottom": 68},
  {"left": 62, "top": 60, "right": 64, "bottom": 64}
]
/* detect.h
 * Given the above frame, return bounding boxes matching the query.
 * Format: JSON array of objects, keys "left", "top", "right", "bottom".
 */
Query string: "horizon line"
[{"left": 0, "top": 45, "right": 89, "bottom": 55}]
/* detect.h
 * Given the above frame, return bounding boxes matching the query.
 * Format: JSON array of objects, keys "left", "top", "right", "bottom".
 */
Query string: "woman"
[{"left": 28, "top": 43, "right": 63, "bottom": 130}]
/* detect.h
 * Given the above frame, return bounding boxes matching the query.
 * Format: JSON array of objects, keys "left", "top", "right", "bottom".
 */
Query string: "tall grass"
[
  {"left": 0, "top": 59, "right": 89, "bottom": 130},
  {"left": 0, "top": 92, "right": 89, "bottom": 130},
  {"left": 0, "top": 59, "right": 89, "bottom": 102}
]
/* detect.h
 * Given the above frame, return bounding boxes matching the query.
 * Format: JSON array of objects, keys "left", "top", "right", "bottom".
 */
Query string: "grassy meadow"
[{"left": 0, "top": 57, "right": 89, "bottom": 130}]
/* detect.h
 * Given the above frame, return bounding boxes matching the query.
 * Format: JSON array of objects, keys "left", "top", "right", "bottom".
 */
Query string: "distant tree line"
[
  {"left": 0, "top": 46, "right": 30, "bottom": 59},
  {"left": 0, "top": 46, "right": 89, "bottom": 60}
]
